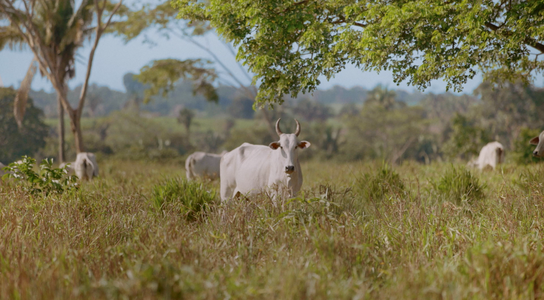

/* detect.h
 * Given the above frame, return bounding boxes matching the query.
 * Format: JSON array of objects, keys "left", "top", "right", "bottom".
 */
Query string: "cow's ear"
[
  {"left": 298, "top": 141, "right": 311, "bottom": 149},
  {"left": 530, "top": 136, "right": 540, "bottom": 145},
  {"left": 269, "top": 142, "right": 281, "bottom": 150}
]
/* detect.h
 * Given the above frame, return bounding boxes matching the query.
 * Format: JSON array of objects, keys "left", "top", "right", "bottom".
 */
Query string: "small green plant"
[
  {"left": 355, "top": 162, "right": 405, "bottom": 201},
  {"left": 3, "top": 156, "right": 78, "bottom": 196},
  {"left": 434, "top": 165, "right": 485, "bottom": 203},
  {"left": 150, "top": 177, "right": 216, "bottom": 220}
]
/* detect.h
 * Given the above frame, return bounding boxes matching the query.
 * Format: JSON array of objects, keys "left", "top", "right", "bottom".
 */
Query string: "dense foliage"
[
  {"left": 0, "top": 88, "right": 48, "bottom": 163},
  {"left": 177, "top": 0, "right": 544, "bottom": 105},
  {"left": 2, "top": 156, "right": 78, "bottom": 196}
]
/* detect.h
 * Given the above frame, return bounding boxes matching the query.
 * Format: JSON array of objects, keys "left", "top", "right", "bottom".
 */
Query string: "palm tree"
[{"left": 0, "top": 0, "right": 123, "bottom": 160}]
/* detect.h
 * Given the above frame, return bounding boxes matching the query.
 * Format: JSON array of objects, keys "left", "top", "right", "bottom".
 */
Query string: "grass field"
[{"left": 2, "top": 159, "right": 544, "bottom": 299}]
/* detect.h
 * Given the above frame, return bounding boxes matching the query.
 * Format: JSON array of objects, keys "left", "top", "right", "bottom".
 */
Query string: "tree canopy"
[
  {"left": 0, "top": 88, "right": 48, "bottom": 162},
  {"left": 177, "top": 0, "right": 544, "bottom": 105}
]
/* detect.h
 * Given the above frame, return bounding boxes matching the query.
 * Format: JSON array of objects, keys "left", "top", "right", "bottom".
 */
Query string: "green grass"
[
  {"left": 2, "top": 159, "right": 544, "bottom": 298},
  {"left": 45, "top": 116, "right": 256, "bottom": 134}
]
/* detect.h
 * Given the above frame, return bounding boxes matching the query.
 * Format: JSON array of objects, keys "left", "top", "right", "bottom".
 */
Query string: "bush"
[
  {"left": 511, "top": 127, "right": 543, "bottom": 165},
  {"left": 0, "top": 88, "right": 48, "bottom": 162},
  {"left": 355, "top": 162, "right": 405, "bottom": 201},
  {"left": 434, "top": 165, "right": 485, "bottom": 203},
  {"left": 3, "top": 156, "right": 78, "bottom": 196},
  {"left": 150, "top": 177, "right": 216, "bottom": 220}
]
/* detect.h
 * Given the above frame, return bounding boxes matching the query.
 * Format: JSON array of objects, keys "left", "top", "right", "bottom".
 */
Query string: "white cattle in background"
[
  {"left": 220, "top": 119, "right": 311, "bottom": 201},
  {"left": 473, "top": 141, "right": 504, "bottom": 170},
  {"left": 185, "top": 151, "right": 227, "bottom": 180},
  {"left": 74, "top": 152, "right": 99, "bottom": 180}
]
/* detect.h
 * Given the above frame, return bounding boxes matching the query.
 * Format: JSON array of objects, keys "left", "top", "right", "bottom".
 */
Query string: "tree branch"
[
  {"left": 78, "top": 0, "right": 123, "bottom": 116},
  {"left": 485, "top": 22, "right": 544, "bottom": 53}
]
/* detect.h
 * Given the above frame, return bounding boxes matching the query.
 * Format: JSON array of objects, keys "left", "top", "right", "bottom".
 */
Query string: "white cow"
[
  {"left": 530, "top": 130, "right": 544, "bottom": 157},
  {"left": 74, "top": 152, "right": 99, "bottom": 180},
  {"left": 185, "top": 151, "right": 227, "bottom": 180},
  {"left": 220, "top": 119, "right": 311, "bottom": 201},
  {"left": 472, "top": 141, "right": 504, "bottom": 170}
]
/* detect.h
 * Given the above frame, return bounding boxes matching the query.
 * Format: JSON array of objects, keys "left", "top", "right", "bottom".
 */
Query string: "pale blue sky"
[{"left": 0, "top": 6, "right": 487, "bottom": 95}]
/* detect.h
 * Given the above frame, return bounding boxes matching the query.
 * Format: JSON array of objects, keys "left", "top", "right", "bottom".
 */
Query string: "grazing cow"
[
  {"left": 530, "top": 131, "right": 544, "bottom": 157},
  {"left": 74, "top": 152, "right": 99, "bottom": 180},
  {"left": 220, "top": 119, "right": 311, "bottom": 201},
  {"left": 185, "top": 151, "right": 227, "bottom": 180},
  {"left": 473, "top": 141, "right": 504, "bottom": 170}
]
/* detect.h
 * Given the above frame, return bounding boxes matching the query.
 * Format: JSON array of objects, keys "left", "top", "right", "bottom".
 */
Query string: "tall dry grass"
[{"left": 1, "top": 159, "right": 544, "bottom": 299}]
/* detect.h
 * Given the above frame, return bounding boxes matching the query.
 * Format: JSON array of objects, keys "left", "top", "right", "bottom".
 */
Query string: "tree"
[
  {"left": 442, "top": 113, "right": 490, "bottom": 160},
  {"left": 177, "top": 107, "right": 195, "bottom": 139},
  {"left": 114, "top": 2, "right": 278, "bottom": 138},
  {"left": 0, "top": 0, "right": 124, "bottom": 159},
  {"left": 343, "top": 95, "right": 426, "bottom": 164},
  {"left": 364, "top": 86, "right": 401, "bottom": 111},
  {"left": 178, "top": 0, "right": 544, "bottom": 105},
  {"left": 292, "top": 98, "right": 332, "bottom": 122},
  {"left": 0, "top": 87, "right": 48, "bottom": 162},
  {"left": 473, "top": 80, "right": 544, "bottom": 149}
]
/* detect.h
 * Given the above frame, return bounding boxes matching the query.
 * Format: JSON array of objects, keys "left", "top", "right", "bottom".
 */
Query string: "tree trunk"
[
  {"left": 57, "top": 90, "right": 66, "bottom": 163},
  {"left": 69, "top": 109, "right": 85, "bottom": 153}
]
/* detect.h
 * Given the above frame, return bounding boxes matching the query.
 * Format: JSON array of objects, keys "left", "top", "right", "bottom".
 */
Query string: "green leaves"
[
  {"left": 176, "top": 0, "right": 544, "bottom": 105},
  {"left": 3, "top": 156, "right": 79, "bottom": 197},
  {"left": 135, "top": 58, "right": 218, "bottom": 103}
]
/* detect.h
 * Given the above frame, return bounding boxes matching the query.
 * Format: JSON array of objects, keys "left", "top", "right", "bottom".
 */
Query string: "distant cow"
[
  {"left": 531, "top": 131, "right": 544, "bottom": 157},
  {"left": 74, "top": 152, "right": 99, "bottom": 180},
  {"left": 220, "top": 119, "right": 311, "bottom": 201},
  {"left": 185, "top": 151, "right": 227, "bottom": 180},
  {"left": 472, "top": 141, "right": 504, "bottom": 170}
]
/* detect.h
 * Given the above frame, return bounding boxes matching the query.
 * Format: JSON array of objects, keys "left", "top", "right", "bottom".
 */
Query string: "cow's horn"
[
  {"left": 294, "top": 119, "right": 301, "bottom": 136},
  {"left": 275, "top": 118, "right": 283, "bottom": 136}
]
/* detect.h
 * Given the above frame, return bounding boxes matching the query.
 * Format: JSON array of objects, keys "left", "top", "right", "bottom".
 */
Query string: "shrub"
[
  {"left": 150, "top": 177, "right": 216, "bottom": 220},
  {"left": 511, "top": 127, "right": 542, "bottom": 165},
  {"left": 434, "top": 165, "right": 485, "bottom": 203},
  {"left": 0, "top": 88, "right": 48, "bottom": 162},
  {"left": 355, "top": 162, "right": 405, "bottom": 201},
  {"left": 3, "top": 156, "right": 78, "bottom": 196}
]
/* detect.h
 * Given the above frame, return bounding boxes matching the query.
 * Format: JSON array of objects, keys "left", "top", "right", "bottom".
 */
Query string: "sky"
[{"left": 0, "top": 6, "right": 486, "bottom": 95}]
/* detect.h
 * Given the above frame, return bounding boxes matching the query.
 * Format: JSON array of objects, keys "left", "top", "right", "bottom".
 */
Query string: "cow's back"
[
  {"left": 220, "top": 143, "right": 272, "bottom": 200},
  {"left": 186, "top": 152, "right": 223, "bottom": 180},
  {"left": 74, "top": 152, "right": 99, "bottom": 180}
]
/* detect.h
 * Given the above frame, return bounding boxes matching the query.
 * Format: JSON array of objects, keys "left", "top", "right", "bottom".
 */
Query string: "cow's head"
[
  {"left": 269, "top": 118, "right": 311, "bottom": 174},
  {"left": 530, "top": 130, "right": 544, "bottom": 157}
]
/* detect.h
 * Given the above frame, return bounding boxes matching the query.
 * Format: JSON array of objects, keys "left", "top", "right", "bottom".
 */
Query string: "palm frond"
[
  {"left": 0, "top": 25, "right": 27, "bottom": 51},
  {"left": 14, "top": 58, "right": 38, "bottom": 129}
]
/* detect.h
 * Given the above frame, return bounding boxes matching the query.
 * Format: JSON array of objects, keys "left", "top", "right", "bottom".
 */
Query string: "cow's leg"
[{"left": 220, "top": 179, "right": 235, "bottom": 201}]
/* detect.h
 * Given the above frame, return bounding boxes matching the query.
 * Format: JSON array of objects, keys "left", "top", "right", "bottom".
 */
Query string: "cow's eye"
[
  {"left": 280, "top": 146, "right": 283, "bottom": 149},
  {"left": 295, "top": 146, "right": 298, "bottom": 149}
]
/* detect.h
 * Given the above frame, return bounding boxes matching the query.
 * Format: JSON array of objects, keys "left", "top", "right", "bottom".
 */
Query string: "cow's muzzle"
[
  {"left": 534, "top": 150, "right": 540, "bottom": 157},
  {"left": 285, "top": 166, "right": 295, "bottom": 174}
]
